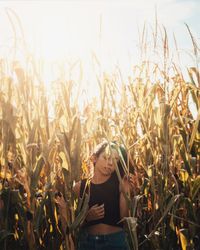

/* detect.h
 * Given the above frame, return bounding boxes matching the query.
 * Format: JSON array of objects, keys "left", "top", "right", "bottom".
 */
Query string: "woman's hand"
[
  {"left": 85, "top": 204, "right": 105, "bottom": 222},
  {"left": 121, "top": 173, "right": 140, "bottom": 196},
  {"left": 120, "top": 173, "right": 140, "bottom": 218}
]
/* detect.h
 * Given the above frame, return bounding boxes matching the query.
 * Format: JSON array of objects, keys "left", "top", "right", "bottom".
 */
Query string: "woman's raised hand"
[{"left": 121, "top": 173, "right": 140, "bottom": 196}]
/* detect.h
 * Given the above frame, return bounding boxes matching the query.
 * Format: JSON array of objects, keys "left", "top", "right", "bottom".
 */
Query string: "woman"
[{"left": 73, "top": 141, "right": 132, "bottom": 250}]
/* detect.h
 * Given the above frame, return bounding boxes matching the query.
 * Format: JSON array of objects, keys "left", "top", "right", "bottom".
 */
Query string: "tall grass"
[{"left": 0, "top": 10, "right": 200, "bottom": 250}]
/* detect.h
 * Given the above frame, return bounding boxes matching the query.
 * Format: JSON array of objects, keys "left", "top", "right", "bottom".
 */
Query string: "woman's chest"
[{"left": 89, "top": 182, "right": 119, "bottom": 207}]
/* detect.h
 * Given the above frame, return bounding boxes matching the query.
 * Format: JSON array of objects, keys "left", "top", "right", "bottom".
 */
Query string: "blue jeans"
[{"left": 77, "top": 229, "right": 130, "bottom": 250}]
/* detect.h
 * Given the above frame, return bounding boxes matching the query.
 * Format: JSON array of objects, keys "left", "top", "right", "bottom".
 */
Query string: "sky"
[
  {"left": 0, "top": 0, "right": 199, "bottom": 63},
  {"left": 0, "top": 0, "right": 199, "bottom": 111}
]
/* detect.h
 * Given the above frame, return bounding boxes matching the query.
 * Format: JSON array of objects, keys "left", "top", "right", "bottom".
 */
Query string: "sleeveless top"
[{"left": 80, "top": 173, "right": 122, "bottom": 228}]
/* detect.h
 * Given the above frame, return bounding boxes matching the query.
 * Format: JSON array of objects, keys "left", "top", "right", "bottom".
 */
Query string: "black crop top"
[{"left": 80, "top": 173, "right": 122, "bottom": 228}]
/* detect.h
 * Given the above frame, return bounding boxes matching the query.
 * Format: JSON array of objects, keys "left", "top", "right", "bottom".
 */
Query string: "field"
[{"left": 0, "top": 8, "right": 200, "bottom": 250}]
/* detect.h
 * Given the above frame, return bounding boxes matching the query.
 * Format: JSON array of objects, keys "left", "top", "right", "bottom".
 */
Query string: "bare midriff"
[{"left": 86, "top": 224, "right": 122, "bottom": 235}]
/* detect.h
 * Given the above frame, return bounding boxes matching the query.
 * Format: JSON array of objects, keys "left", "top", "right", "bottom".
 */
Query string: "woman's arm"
[
  {"left": 119, "top": 177, "right": 130, "bottom": 219},
  {"left": 119, "top": 174, "right": 139, "bottom": 218}
]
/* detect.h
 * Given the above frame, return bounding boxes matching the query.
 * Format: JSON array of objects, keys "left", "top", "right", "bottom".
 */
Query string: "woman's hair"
[
  {"left": 93, "top": 140, "right": 128, "bottom": 177},
  {"left": 93, "top": 141, "right": 109, "bottom": 158}
]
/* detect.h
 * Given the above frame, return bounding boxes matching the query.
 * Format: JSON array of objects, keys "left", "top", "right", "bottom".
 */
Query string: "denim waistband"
[
  {"left": 78, "top": 229, "right": 130, "bottom": 249},
  {"left": 86, "top": 230, "right": 125, "bottom": 241}
]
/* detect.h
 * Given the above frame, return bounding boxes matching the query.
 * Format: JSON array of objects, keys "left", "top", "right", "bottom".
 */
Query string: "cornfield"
[{"left": 0, "top": 8, "right": 200, "bottom": 250}]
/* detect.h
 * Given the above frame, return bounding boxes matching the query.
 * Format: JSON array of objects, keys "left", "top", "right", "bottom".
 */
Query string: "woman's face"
[{"left": 94, "top": 148, "right": 119, "bottom": 176}]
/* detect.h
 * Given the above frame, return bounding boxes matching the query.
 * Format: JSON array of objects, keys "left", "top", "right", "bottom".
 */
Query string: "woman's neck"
[{"left": 92, "top": 171, "right": 111, "bottom": 184}]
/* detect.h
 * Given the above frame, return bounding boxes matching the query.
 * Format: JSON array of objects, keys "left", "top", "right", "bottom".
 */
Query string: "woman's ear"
[{"left": 90, "top": 154, "right": 97, "bottom": 164}]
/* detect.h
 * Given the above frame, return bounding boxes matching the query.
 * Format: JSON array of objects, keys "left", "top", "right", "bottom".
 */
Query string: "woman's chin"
[{"left": 103, "top": 169, "right": 112, "bottom": 176}]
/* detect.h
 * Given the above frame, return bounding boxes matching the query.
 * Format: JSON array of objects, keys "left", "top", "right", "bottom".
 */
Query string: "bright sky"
[
  {"left": 0, "top": 0, "right": 199, "bottom": 113},
  {"left": 0, "top": 0, "right": 199, "bottom": 63}
]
